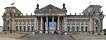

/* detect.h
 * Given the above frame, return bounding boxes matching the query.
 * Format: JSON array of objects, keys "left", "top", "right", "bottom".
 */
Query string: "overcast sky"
[{"left": 0, "top": 0, "right": 106, "bottom": 29}]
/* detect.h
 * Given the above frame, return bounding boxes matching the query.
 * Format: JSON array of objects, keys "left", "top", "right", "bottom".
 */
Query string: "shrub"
[{"left": 104, "top": 32, "right": 106, "bottom": 35}]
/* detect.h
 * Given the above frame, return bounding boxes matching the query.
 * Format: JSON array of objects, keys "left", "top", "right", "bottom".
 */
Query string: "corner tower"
[
  {"left": 82, "top": 5, "right": 105, "bottom": 35},
  {"left": 2, "top": 6, "right": 22, "bottom": 33}
]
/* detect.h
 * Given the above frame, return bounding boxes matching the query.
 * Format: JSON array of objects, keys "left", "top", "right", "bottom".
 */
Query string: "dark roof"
[{"left": 89, "top": 5, "right": 102, "bottom": 8}]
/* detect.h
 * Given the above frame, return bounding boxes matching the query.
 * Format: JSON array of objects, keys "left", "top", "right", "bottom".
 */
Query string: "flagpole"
[
  {"left": 11, "top": 0, "right": 15, "bottom": 7},
  {"left": 13, "top": 0, "right": 15, "bottom": 7}
]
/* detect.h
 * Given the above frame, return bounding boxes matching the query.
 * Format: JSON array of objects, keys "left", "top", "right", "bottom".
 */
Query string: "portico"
[
  {"left": 34, "top": 4, "right": 67, "bottom": 34},
  {"left": 37, "top": 16, "right": 63, "bottom": 33}
]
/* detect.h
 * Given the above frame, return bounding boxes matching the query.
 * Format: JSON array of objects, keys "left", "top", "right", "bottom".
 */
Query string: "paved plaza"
[
  {"left": 25, "top": 34, "right": 76, "bottom": 40},
  {"left": 1, "top": 33, "right": 106, "bottom": 40}
]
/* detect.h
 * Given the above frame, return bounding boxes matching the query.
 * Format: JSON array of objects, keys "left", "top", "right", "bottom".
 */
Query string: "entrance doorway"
[
  {"left": 42, "top": 17, "right": 57, "bottom": 33},
  {"left": 49, "top": 22, "right": 56, "bottom": 33}
]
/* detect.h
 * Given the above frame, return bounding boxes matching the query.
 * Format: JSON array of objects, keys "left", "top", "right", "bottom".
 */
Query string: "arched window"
[
  {"left": 72, "top": 26, "right": 74, "bottom": 32},
  {"left": 66, "top": 26, "right": 68, "bottom": 32},
  {"left": 76, "top": 26, "right": 79, "bottom": 32},
  {"left": 70, "top": 26, "right": 71, "bottom": 31},
  {"left": 32, "top": 26, "right": 34, "bottom": 32},
  {"left": 95, "top": 20, "right": 98, "bottom": 25},
  {"left": 95, "top": 27, "right": 98, "bottom": 32},
  {"left": 24, "top": 26, "right": 26, "bottom": 32},
  {"left": 85, "top": 26, "right": 88, "bottom": 32},
  {"left": 16, "top": 26, "right": 18, "bottom": 31},
  {"left": 81, "top": 26, "right": 83, "bottom": 32},
  {"left": 28, "top": 26, "right": 30, "bottom": 32},
  {"left": 7, "top": 27, "right": 9, "bottom": 31},
  {"left": 32, "top": 19, "right": 34, "bottom": 25},
  {"left": 20, "top": 26, "right": 22, "bottom": 32}
]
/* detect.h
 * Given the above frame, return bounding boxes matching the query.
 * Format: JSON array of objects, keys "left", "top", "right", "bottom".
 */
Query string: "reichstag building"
[{"left": 2, "top": 3, "right": 105, "bottom": 35}]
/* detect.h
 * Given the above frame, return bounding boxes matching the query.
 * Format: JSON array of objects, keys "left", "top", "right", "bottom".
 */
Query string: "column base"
[
  {"left": 58, "top": 31, "right": 60, "bottom": 33},
  {"left": 40, "top": 31, "right": 43, "bottom": 33},
  {"left": 64, "top": 32, "right": 67, "bottom": 35},
  {"left": 45, "top": 31, "right": 48, "bottom": 33},
  {"left": 52, "top": 31, "right": 54, "bottom": 33},
  {"left": 32, "top": 32, "right": 35, "bottom": 35}
]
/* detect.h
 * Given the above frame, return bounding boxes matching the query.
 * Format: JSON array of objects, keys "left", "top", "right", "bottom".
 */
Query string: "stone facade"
[{"left": 2, "top": 4, "right": 105, "bottom": 35}]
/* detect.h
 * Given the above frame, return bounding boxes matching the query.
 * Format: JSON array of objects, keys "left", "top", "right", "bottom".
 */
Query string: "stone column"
[
  {"left": 79, "top": 21, "right": 81, "bottom": 32},
  {"left": 64, "top": 17, "right": 67, "bottom": 35},
  {"left": 9, "top": 20, "right": 12, "bottom": 33},
  {"left": 18, "top": 21, "right": 20, "bottom": 32},
  {"left": 57, "top": 16, "right": 60, "bottom": 33},
  {"left": 12, "top": 19, "right": 15, "bottom": 32},
  {"left": 89, "top": 18, "right": 93, "bottom": 31},
  {"left": 8, "top": 20, "right": 11, "bottom": 31},
  {"left": 52, "top": 16, "right": 54, "bottom": 33},
  {"left": 89, "top": 18, "right": 93, "bottom": 34},
  {"left": 30, "top": 20, "right": 32, "bottom": 32},
  {"left": 75, "top": 21, "right": 76, "bottom": 32},
  {"left": 22, "top": 21, "right": 24, "bottom": 32},
  {"left": 40, "top": 17, "right": 43, "bottom": 33},
  {"left": 26, "top": 21, "right": 28, "bottom": 32},
  {"left": 100, "top": 20, "right": 103, "bottom": 32},
  {"left": 37, "top": 19, "right": 38, "bottom": 31},
  {"left": 70, "top": 21, "right": 72, "bottom": 32},
  {"left": 45, "top": 16, "right": 48, "bottom": 33},
  {"left": 34, "top": 17, "right": 37, "bottom": 32},
  {"left": 3, "top": 19, "right": 5, "bottom": 31},
  {"left": 84, "top": 21, "right": 86, "bottom": 32}
]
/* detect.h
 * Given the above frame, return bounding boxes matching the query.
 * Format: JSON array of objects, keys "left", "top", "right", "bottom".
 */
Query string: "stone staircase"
[{"left": 24, "top": 33, "right": 76, "bottom": 40}]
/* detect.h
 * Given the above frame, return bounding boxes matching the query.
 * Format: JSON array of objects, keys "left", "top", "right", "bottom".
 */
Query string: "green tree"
[{"left": 103, "top": 29, "right": 106, "bottom": 35}]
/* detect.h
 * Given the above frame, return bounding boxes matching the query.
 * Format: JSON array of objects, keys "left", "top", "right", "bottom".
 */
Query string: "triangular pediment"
[{"left": 35, "top": 4, "right": 66, "bottom": 13}]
